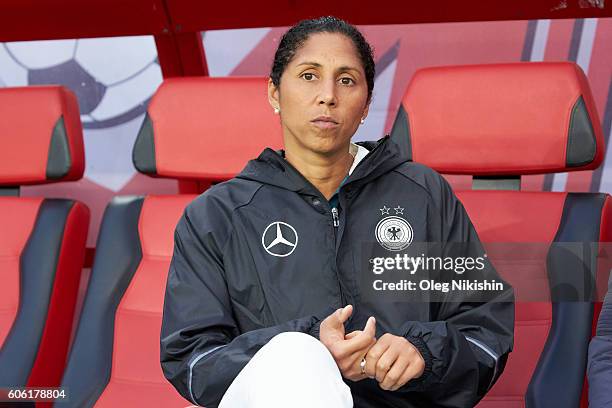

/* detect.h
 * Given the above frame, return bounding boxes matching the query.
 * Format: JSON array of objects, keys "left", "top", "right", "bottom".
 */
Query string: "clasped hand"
[{"left": 319, "top": 304, "right": 425, "bottom": 391}]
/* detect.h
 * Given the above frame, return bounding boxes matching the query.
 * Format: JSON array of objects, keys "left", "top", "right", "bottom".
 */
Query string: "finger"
[
  {"left": 329, "top": 335, "right": 372, "bottom": 364},
  {"left": 364, "top": 337, "right": 392, "bottom": 379},
  {"left": 343, "top": 316, "right": 376, "bottom": 353},
  {"left": 324, "top": 305, "right": 352, "bottom": 332},
  {"left": 348, "top": 350, "right": 375, "bottom": 382},
  {"left": 338, "top": 304, "right": 353, "bottom": 323},
  {"left": 345, "top": 330, "right": 361, "bottom": 340},
  {"left": 380, "top": 351, "right": 411, "bottom": 391},
  {"left": 389, "top": 344, "right": 426, "bottom": 390},
  {"left": 345, "top": 337, "right": 376, "bottom": 362},
  {"left": 353, "top": 367, "right": 370, "bottom": 382},
  {"left": 375, "top": 346, "right": 399, "bottom": 383},
  {"left": 389, "top": 360, "right": 424, "bottom": 391},
  {"left": 363, "top": 315, "right": 376, "bottom": 337},
  {"left": 345, "top": 314, "right": 377, "bottom": 340},
  {"left": 344, "top": 371, "right": 369, "bottom": 383},
  {"left": 343, "top": 337, "right": 376, "bottom": 374},
  {"left": 336, "top": 339, "right": 375, "bottom": 377},
  {"left": 349, "top": 335, "right": 376, "bottom": 358},
  {"left": 337, "top": 349, "right": 371, "bottom": 380}
]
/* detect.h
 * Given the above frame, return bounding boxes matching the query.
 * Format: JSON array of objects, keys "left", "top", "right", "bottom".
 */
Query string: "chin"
[
  {"left": 285, "top": 125, "right": 349, "bottom": 156},
  {"left": 305, "top": 134, "right": 347, "bottom": 156}
]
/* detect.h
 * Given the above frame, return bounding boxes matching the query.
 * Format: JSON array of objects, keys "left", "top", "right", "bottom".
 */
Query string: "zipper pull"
[{"left": 331, "top": 207, "right": 339, "bottom": 227}]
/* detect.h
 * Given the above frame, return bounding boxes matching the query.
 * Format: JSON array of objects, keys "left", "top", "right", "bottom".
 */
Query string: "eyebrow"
[{"left": 295, "top": 61, "right": 361, "bottom": 74}]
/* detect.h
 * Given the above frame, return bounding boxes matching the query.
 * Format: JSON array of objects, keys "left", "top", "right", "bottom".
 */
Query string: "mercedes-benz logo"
[{"left": 261, "top": 221, "right": 299, "bottom": 257}]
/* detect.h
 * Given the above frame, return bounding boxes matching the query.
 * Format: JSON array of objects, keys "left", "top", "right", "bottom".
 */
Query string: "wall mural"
[{"left": 1, "top": 19, "right": 610, "bottom": 246}]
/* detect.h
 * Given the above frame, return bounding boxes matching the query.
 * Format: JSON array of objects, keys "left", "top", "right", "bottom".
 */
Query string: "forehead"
[{"left": 291, "top": 32, "right": 363, "bottom": 70}]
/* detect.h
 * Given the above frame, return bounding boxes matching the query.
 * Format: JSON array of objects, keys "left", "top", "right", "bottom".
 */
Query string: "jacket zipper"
[
  {"left": 331, "top": 207, "right": 339, "bottom": 227},
  {"left": 330, "top": 206, "right": 345, "bottom": 305}
]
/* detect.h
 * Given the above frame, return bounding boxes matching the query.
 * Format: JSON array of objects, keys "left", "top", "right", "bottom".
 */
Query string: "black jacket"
[
  {"left": 160, "top": 135, "right": 515, "bottom": 408},
  {"left": 587, "top": 271, "right": 612, "bottom": 407}
]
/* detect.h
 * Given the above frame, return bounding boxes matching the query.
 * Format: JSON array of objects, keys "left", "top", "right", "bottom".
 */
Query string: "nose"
[{"left": 317, "top": 78, "right": 337, "bottom": 107}]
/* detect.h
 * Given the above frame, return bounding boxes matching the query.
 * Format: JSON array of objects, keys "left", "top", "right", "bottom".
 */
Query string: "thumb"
[
  {"left": 320, "top": 306, "right": 353, "bottom": 347},
  {"left": 337, "top": 304, "right": 353, "bottom": 323},
  {"left": 363, "top": 316, "right": 376, "bottom": 338}
]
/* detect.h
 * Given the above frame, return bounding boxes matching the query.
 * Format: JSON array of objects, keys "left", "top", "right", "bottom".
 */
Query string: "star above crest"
[
  {"left": 380, "top": 205, "right": 390, "bottom": 215},
  {"left": 394, "top": 206, "right": 404, "bottom": 215}
]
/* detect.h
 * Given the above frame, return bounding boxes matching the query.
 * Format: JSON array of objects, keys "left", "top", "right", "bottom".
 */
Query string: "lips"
[{"left": 311, "top": 115, "right": 339, "bottom": 129}]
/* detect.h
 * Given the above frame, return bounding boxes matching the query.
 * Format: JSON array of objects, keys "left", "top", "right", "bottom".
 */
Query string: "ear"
[
  {"left": 268, "top": 78, "right": 280, "bottom": 111},
  {"left": 361, "top": 99, "right": 371, "bottom": 121}
]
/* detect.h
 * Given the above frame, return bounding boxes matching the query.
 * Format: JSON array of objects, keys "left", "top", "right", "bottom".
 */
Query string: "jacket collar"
[{"left": 236, "top": 135, "right": 408, "bottom": 197}]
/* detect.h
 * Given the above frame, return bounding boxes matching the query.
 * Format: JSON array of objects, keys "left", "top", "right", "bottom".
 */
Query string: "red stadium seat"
[
  {"left": 390, "top": 61, "right": 611, "bottom": 408},
  {"left": 57, "top": 77, "right": 281, "bottom": 407},
  {"left": 0, "top": 86, "right": 89, "bottom": 391}
]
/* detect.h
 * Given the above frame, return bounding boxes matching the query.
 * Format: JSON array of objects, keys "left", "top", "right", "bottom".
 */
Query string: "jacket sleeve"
[
  {"left": 160, "top": 199, "right": 334, "bottom": 408},
  {"left": 587, "top": 271, "right": 612, "bottom": 407},
  {"left": 396, "top": 174, "right": 515, "bottom": 407}
]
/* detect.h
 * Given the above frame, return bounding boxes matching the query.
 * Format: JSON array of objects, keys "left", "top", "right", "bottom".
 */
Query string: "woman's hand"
[
  {"left": 347, "top": 331, "right": 425, "bottom": 391},
  {"left": 319, "top": 305, "right": 377, "bottom": 381}
]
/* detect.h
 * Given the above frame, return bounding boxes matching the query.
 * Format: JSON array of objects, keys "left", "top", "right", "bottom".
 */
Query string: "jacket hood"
[{"left": 236, "top": 135, "right": 408, "bottom": 197}]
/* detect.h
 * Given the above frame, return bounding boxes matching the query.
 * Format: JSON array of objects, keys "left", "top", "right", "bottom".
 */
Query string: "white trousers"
[{"left": 218, "top": 331, "right": 354, "bottom": 408}]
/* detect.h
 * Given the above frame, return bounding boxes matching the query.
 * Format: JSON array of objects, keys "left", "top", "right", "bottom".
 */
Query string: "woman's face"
[{"left": 268, "top": 32, "right": 370, "bottom": 156}]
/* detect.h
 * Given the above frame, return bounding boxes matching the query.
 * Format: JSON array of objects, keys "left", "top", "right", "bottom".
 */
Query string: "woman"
[
  {"left": 588, "top": 270, "right": 612, "bottom": 407},
  {"left": 161, "top": 16, "right": 514, "bottom": 408}
]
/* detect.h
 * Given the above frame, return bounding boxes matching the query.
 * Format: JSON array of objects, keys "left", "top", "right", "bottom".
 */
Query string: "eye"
[
  {"left": 301, "top": 72, "right": 316, "bottom": 81},
  {"left": 339, "top": 77, "right": 355, "bottom": 85}
]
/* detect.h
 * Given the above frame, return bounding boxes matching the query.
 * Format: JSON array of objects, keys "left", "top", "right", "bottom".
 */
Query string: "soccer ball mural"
[
  {"left": 0, "top": 36, "right": 164, "bottom": 194},
  {"left": 0, "top": 37, "right": 161, "bottom": 129},
  {"left": 0, "top": 36, "right": 167, "bottom": 246},
  {"left": 0, "top": 21, "right": 609, "bottom": 247}
]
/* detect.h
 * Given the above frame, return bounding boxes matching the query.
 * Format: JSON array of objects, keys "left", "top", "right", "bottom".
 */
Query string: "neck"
[{"left": 284, "top": 140, "right": 354, "bottom": 201}]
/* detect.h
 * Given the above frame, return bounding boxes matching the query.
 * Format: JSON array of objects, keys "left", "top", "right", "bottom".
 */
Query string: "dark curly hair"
[{"left": 270, "top": 16, "right": 375, "bottom": 103}]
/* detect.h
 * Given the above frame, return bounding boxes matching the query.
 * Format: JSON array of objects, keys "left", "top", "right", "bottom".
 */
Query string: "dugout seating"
[
  {"left": 0, "top": 86, "right": 89, "bottom": 392},
  {"left": 56, "top": 64, "right": 611, "bottom": 407},
  {"left": 56, "top": 77, "right": 282, "bottom": 407},
  {"left": 390, "top": 61, "right": 611, "bottom": 408}
]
